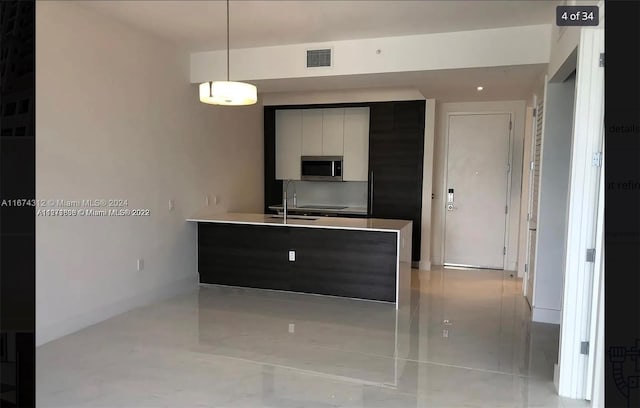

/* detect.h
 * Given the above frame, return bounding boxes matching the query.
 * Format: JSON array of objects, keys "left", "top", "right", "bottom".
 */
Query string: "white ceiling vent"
[{"left": 306, "top": 49, "right": 332, "bottom": 68}]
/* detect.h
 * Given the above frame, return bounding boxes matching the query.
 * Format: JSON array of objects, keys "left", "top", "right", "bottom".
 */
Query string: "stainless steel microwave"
[{"left": 301, "top": 156, "right": 343, "bottom": 181}]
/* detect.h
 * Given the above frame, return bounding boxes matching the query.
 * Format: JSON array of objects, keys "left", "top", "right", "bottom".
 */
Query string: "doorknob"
[{"left": 447, "top": 204, "right": 455, "bottom": 211}]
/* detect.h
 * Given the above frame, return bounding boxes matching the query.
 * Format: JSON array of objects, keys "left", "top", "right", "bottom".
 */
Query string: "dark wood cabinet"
[
  {"left": 198, "top": 222, "right": 397, "bottom": 302},
  {"left": 199, "top": 223, "right": 293, "bottom": 292},
  {"left": 264, "top": 106, "right": 283, "bottom": 214},
  {"left": 368, "top": 100, "right": 425, "bottom": 262}
]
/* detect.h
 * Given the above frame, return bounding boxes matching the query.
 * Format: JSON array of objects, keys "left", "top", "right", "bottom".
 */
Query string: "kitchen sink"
[
  {"left": 269, "top": 215, "right": 319, "bottom": 221},
  {"left": 297, "top": 205, "right": 348, "bottom": 210}
]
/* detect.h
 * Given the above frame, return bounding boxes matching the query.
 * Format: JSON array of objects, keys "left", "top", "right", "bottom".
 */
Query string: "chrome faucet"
[{"left": 283, "top": 180, "right": 297, "bottom": 223}]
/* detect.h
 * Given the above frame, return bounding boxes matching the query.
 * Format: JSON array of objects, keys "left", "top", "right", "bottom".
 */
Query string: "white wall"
[
  {"left": 547, "top": 0, "right": 599, "bottom": 80},
  {"left": 285, "top": 181, "right": 368, "bottom": 208},
  {"left": 532, "top": 75, "right": 576, "bottom": 324},
  {"left": 36, "top": 1, "right": 263, "bottom": 346},
  {"left": 431, "top": 101, "right": 526, "bottom": 271},
  {"left": 420, "top": 99, "right": 436, "bottom": 271},
  {"left": 191, "top": 25, "right": 551, "bottom": 83}
]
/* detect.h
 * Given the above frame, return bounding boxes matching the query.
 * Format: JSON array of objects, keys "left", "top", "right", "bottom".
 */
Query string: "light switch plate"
[{"left": 288, "top": 250, "right": 296, "bottom": 262}]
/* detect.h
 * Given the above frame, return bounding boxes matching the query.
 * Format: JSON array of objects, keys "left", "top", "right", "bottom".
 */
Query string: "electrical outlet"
[
  {"left": 288, "top": 323, "right": 295, "bottom": 333},
  {"left": 442, "top": 329, "right": 449, "bottom": 338},
  {"left": 168, "top": 199, "right": 174, "bottom": 211},
  {"left": 288, "top": 250, "right": 296, "bottom": 262},
  {"left": 137, "top": 258, "right": 144, "bottom": 271},
  {"left": 213, "top": 195, "right": 219, "bottom": 205},
  {"left": 205, "top": 195, "right": 209, "bottom": 206}
]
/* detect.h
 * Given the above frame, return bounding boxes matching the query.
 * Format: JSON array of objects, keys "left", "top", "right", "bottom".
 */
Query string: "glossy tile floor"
[{"left": 37, "top": 268, "right": 589, "bottom": 407}]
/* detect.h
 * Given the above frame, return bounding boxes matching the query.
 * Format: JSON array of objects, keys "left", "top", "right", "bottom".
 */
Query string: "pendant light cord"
[{"left": 226, "top": 0, "right": 230, "bottom": 81}]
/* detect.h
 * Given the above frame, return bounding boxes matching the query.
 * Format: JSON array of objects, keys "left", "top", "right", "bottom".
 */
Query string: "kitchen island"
[{"left": 187, "top": 213, "right": 412, "bottom": 308}]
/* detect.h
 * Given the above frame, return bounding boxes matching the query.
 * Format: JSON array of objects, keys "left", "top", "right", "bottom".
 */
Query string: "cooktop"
[{"left": 298, "top": 205, "right": 348, "bottom": 210}]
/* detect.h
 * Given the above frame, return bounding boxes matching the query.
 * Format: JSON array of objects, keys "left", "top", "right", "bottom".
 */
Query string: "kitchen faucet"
[{"left": 283, "top": 180, "right": 297, "bottom": 223}]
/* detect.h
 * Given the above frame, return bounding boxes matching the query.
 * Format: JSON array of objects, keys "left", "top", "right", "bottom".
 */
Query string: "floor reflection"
[{"left": 37, "top": 268, "right": 586, "bottom": 407}]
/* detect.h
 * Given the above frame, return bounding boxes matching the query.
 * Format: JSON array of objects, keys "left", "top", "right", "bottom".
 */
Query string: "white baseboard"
[
  {"left": 532, "top": 307, "right": 561, "bottom": 324},
  {"left": 418, "top": 260, "right": 431, "bottom": 270},
  {"left": 36, "top": 274, "right": 198, "bottom": 347}
]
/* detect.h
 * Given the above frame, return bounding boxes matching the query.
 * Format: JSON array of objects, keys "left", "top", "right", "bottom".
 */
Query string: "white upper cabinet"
[
  {"left": 275, "top": 107, "right": 369, "bottom": 181},
  {"left": 321, "top": 108, "right": 344, "bottom": 155},
  {"left": 301, "top": 109, "right": 323, "bottom": 156},
  {"left": 300, "top": 108, "right": 345, "bottom": 156},
  {"left": 342, "top": 107, "right": 370, "bottom": 181},
  {"left": 275, "top": 109, "right": 302, "bottom": 180}
]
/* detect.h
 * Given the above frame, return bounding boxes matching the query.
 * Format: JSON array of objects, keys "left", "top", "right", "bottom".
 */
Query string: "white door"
[
  {"left": 444, "top": 113, "right": 511, "bottom": 269},
  {"left": 525, "top": 96, "right": 545, "bottom": 305}
]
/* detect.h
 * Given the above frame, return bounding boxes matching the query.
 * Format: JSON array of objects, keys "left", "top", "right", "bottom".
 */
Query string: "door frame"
[
  {"left": 441, "top": 111, "right": 514, "bottom": 270},
  {"left": 555, "top": 17, "right": 604, "bottom": 399}
]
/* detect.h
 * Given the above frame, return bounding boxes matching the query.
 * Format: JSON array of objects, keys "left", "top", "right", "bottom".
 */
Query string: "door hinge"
[
  {"left": 503, "top": 247, "right": 506, "bottom": 255},
  {"left": 533, "top": 108, "right": 537, "bottom": 117},
  {"left": 586, "top": 248, "right": 596, "bottom": 262},
  {"left": 581, "top": 341, "right": 590, "bottom": 355},
  {"left": 592, "top": 152, "right": 602, "bottom": 167},
  {"left": 599, "top": 53, "right": 604, "bottom": 67},
  {"left": 527, "top": 212, "right": 530, "bottom": 221},
  {"left": 509, "top": 121, "right": 513, "bottom": 131},
  {"left": 505, "top": 205, "right": 508, "bottom": 214},
  {"left": 524, "top": 263, "right": 528, "bottom": 273},
  {"left": 507, "top": 163, "right": 511, "bottom": 173},
  {"left": 530, "top": 161, "right": 535, "bottom": 171}
]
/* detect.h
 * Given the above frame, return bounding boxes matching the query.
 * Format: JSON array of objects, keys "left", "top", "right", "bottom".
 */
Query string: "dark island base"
[{"left": 198, "top": 222, "right": 398, "bottom": 302}]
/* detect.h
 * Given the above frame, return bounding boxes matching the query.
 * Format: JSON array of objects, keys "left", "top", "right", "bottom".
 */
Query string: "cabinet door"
[
  {"left": 369, "top": 101, "right": 425, "bottom": 262},
  {"left": 198, "top": 223, "right": 293, "bottom": 291},
  {"left": 322, "top": 108, "right": 344, "bottom": 155},
  {"left": 343, "top": 107, "right": 370, "bottom": 181},
  {"left": 275, "top": 109, "right": 302, "bottom": 180},
  {"left": 301, "top": 109, "right": 323, "bottom": 156}
]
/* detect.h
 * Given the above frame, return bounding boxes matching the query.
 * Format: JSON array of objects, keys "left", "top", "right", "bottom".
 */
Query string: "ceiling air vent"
[{"left": 306, "top": 49, "right": 332, "bottom": 68}]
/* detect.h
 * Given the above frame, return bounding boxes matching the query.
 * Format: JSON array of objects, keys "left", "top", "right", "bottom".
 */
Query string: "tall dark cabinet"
[
  {"left": 368, "top": 101, "right": 425, "bottom": 262},
  {"left": 264, "top": 100, "right": 426, "bottom": 263}
]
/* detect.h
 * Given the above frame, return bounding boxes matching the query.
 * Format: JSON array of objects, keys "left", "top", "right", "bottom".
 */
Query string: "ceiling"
[
  {"left": 80, "top": 0, "right": 557, "bottom": 52},
  {"left": 255, "top": 64, "right": 547, "bottom": 102}
]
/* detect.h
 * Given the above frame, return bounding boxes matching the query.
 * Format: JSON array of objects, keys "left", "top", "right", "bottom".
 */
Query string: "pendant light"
[{"left": 199, "top": 0, "right": 257, "bottom": 105}]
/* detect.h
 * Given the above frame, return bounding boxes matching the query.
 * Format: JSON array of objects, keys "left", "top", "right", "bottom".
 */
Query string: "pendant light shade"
[
  {"left": 199, "top": 0, "right": 257, "bottom": 106},
  {"left": 199, "top": 81, "right": 257, "bottom": 106}
]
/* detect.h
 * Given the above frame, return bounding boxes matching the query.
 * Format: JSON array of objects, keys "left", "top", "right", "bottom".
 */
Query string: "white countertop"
[{"left": 187, "top": 212, "right": 412, "bottom": 233}]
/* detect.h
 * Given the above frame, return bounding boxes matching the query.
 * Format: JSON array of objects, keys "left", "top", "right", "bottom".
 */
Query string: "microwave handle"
[{"left": 331, "top": 161, "right": 335, "bottom": 177}]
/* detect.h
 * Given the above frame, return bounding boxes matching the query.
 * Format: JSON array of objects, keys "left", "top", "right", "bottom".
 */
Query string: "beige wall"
[
  {"left": 191, "top": 24, "right": 551, "bottom": 83},
  {"left": 36, "top": 1, "right": 263, "bottom": 345},
  {"left": 431, "top": 101, "right": 526, "bottom": 271}
]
